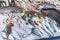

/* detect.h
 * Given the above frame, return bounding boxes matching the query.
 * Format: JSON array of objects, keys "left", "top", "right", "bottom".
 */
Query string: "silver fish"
[{"left": 6, "top": 25, "right": 12, "bottom": 40}]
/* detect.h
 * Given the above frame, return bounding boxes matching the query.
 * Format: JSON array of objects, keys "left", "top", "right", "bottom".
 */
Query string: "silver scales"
[
  {"left": 0, "top": 6, "right": 60, "bottom": 40},
  {"left": 0, "top": 6, "right": 34, "bottom": 40}
]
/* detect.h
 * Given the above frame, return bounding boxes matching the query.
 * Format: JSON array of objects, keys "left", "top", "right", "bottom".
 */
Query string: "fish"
[{"left": 6, "top": 25, "right": 11, "bottom": 40}]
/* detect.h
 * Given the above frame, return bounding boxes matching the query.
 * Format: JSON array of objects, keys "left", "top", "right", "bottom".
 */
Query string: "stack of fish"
[
  {"left": 0, "top": 12, "right": 36, "bottom": 40},
  {"left": 31, "top": 13, "right": 60, "bottom": 37},
  {"left": 0, "top": 0, "right": 60, "bottom": 40},
  {"left": 21, "top": 10, "right": 60, "bottom": 39},
  {"left": 15, "top": 0, "right": 60, "bottom": 11}
]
